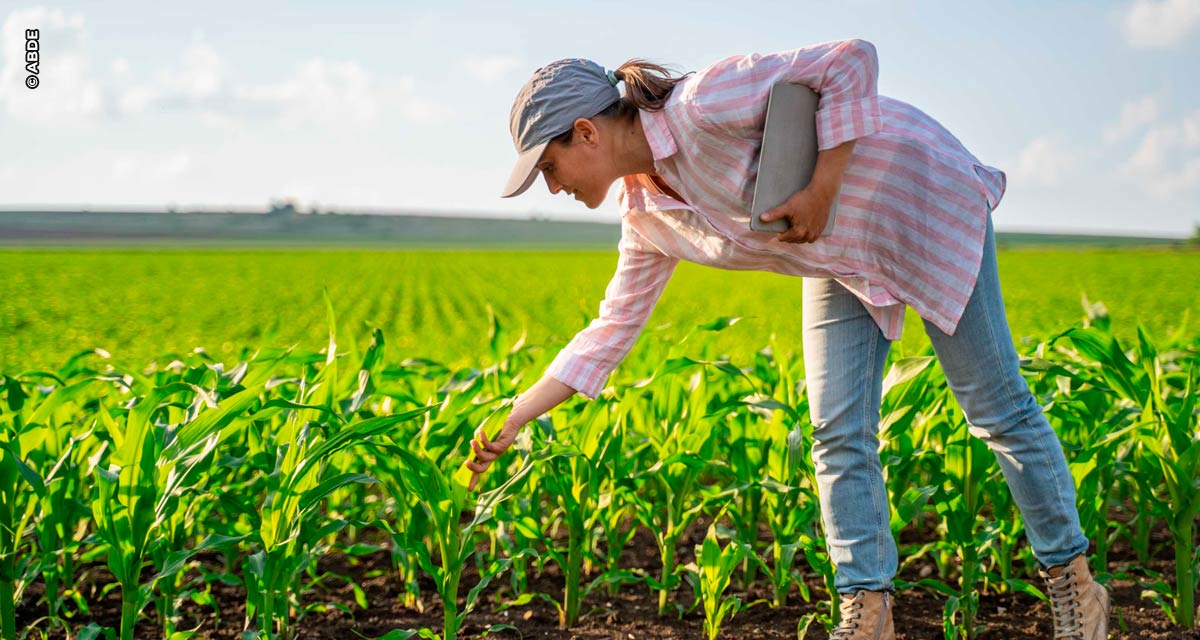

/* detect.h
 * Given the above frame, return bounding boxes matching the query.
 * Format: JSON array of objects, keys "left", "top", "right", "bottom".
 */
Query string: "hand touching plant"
[
  {"left": 462, "top": 376, "right": 578, "bottom": 491},
  {"left": 466, "top": 416, "right": 522, "bottom": 491}
]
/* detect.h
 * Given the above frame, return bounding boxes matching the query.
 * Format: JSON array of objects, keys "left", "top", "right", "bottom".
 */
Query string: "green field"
[
  {"left": 3, "top": 246, "right": 1199, "bottom": 640},
  {"left": 1, "top": 247, "right": 1196, "bottom": 375}
]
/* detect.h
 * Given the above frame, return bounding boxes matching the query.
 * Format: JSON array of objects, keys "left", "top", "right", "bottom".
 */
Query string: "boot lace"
[
  {"left": 1044, "top": 569, "right": 1085, "bottom": 639},
  {"left": 830, "top": 593, "right": 865, "bottom": 640}
]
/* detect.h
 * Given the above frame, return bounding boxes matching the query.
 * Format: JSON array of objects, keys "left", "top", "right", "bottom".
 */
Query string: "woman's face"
[{"left": 535, "top": 118, "right": 614, "bottom": 210}]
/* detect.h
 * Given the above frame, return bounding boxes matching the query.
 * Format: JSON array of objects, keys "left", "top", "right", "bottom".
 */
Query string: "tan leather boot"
[
  {"left": 1037, "top": 554, "right": 1110, "bottom": 639},
  {"left": 830, "top": 589, "right": 895, "bottom": 640}
]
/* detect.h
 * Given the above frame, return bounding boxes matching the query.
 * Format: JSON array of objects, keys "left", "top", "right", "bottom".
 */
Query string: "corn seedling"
[{"left": 683, "top": 518, "right": 758, "bottom": 640}]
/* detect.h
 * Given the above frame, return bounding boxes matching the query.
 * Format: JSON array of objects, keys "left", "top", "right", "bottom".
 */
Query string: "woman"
[{"left": 468, "top": 39, "right": 1109, "bottom": 640}]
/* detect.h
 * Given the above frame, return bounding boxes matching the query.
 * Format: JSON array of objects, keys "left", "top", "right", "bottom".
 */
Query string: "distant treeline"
[
  {"left": 0, "top": 208, "right": 1191, "bottom": 249},
  {"left": 0, "top": 207, "right": 620, "bottom": 248}
]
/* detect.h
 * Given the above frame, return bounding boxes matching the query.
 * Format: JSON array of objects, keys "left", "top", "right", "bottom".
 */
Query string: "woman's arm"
[
  {"left": 690, "top": 39, "right": 882, "bottom": 152},
  {"left": 509, "top": 374, "right": 578, "bottom": 427},
  {"left": 758, "top": 138, "right": 857, "bottom": 244},
  {"left": 810, "top": 138, "right": 857, "bottom": 201},
  {"left": 466, "top": 222, "right": 678, "bottom": 488},
  {"left": 692, "top": 40, "right": 877, "bottom": 244},
  {"left": 540, "top": 224, "right": 679, "bottom": 400}
]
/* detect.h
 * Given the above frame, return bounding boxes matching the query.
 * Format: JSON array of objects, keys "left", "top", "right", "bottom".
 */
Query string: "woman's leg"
[
  {"left": 802, "top": 276, "right": 897, "bottom": 594},
  {"left": 921, "top": 204, "right": 1090, "bottom": 569}
]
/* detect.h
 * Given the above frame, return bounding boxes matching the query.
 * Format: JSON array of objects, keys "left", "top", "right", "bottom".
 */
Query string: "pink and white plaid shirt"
[{"left": 545, "top": 39, "right": 1007, "bottom": 400}]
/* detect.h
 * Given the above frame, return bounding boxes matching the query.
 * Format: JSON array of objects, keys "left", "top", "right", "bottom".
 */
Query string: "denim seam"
[
  {"left": 976, "top": 230, "right": 1078, "bottom": 566},
  {"left": 862, "top": 324, "right": 887, "bottom": 589}
]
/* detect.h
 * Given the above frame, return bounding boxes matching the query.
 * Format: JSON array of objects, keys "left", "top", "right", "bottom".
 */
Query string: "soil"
[{"left": 15, "top": 512, "right": 1200, "bottom": 640}]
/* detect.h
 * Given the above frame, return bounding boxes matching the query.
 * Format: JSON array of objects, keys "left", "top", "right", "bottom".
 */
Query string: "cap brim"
[{"left": 500, "top": 140, "right": 549, "bottom": 198}]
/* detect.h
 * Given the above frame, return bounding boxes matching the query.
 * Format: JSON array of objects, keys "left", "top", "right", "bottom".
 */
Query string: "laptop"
[{"left": 749, "top": 83, "right": 839, "bottom": 236}]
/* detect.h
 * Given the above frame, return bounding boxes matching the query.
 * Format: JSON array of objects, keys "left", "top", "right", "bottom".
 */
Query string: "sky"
[{"left": 2, "top": 1, "right": 1198, "bottom": 236}]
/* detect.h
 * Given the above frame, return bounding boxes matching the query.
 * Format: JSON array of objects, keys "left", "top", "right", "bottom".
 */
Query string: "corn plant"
[
  {"left": 5, "top": 275, "right": 1200, "bottom": 640},
  {"left": 500, "top": 400, "right": 622, "bottom": 627},
  {"left": 747, "top": 404, "right": 819, "bottom": 608},
  {"left": 925, "top": 421, "right": 994, "bottom": 640},
  {"left": 237, "top": 308, "right": 435, "bottom": 640},
  {"left": 380, "top": 400, "right": 554, "bottom": 640},
  {"left": 89, "top": 349, "right": 289, "bottom": 640},
  {"left": 0, "top": 404, "right": 38, "bottom": 640},
  {"left": 587, "top": 390, "right": 666, "bottom": 598},
  {"left": 4, "top": 370, "right": 118, "bottom": 634},
  {"left": 619, "top": 360, "right": 737, "bottom": 616},
  {"left": 717, "top": 403, "right": 770, "bottom": 589},
  {"left": 879, "top": 354, "right": 945, "bottom": 546},
  {"left": 683, "top": 518, "right": 757, "bottom": 640},
  {"left": 1030, "top": 350, "right": 1139, "bottom": 576},
  {"left": 240, "top": 406, "right": 431, "bottom": 640},
  {"left": 1050, "top": 322, "right": 1199, "bottom": 627},
  {"left": 795, "top": 531, "right": 838, "bottom": 636}
]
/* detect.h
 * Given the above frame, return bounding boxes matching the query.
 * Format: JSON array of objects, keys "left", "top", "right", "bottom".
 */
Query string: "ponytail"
[
  {"left": 613, "top": 60, "right": 691, "bottom": 112},
  {"left": 550, "top": 59, "right": 692, "bottom": 146}
]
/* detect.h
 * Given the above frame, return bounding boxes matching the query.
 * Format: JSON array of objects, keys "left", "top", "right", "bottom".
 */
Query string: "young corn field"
[{"left": 2, "top": 249, "right": 1198, "bottom": 640}]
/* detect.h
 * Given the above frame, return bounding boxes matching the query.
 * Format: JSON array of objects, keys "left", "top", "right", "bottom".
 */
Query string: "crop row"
[{"left": 2, "top": 296, "right": 1197, "bottom": 639}]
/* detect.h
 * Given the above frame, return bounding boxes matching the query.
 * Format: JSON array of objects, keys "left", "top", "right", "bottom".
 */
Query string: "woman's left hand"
[{"left": 759, "top": 185, "right": 836, "bottom": 244}]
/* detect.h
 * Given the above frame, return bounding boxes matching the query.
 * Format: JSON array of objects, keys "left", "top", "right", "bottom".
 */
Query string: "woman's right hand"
[
  {"left": 462, "top": 374, "right": 579, "bottom": 492},
  {"left": 466, "top": 418, "right": 522, "bottom": 491}
]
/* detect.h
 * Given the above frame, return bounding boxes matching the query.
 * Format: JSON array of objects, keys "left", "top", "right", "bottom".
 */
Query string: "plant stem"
[
  {"left": 443, "top": 570, "right": 461, "bottom": 640},
  {"left": 1174, "top": 515, "right": 1195, "bottom": 629},
  {"left": 120, "top": 587, "right": 138, "bottom": 640},
  {"left": 439, "top": 531, "right": 461, "bottom": 640},
  {"left": 740, "top": 486, "right": 762, "bottom": 589},
  {"left": 772, "top": 539, "right": 787, "bottom": 608},
  {"left": 1094, "top": 464, "right": 1113, "bottom": 573},
  {"left": 45, "top": 562, "right": 60, "bottom": 619},
  {"left": 261, "top": 587, "right": 274, "bottom": 640},
  {"left": 565, "top": 525, "right": 582, "bottom": 628},
  {"left": 962, "top": 545, "right": 978, "bottom": 640},
  {"left": 0, "top": 577, "right": 15, "bottom": 640},
  {"left": 658, "top": 540, "right": 676, "bottom": 616},
  {"left": 1135, "top": 501, "right": 1152, "bottom": 565}
]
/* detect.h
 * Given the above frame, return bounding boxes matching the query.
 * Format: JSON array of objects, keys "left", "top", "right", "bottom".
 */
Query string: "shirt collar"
[{"left": 638, "top": 108, "right": 679, "bottom": 163}]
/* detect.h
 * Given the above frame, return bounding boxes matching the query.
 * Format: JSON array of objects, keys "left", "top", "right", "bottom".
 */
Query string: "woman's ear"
[{"left": 573, "top": 117, "right": 599, "bottom": 145}]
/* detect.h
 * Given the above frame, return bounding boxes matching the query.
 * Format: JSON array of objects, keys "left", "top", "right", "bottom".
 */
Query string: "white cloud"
[
  {"left": 460, "top": 54, "right": 524, "bottom": 84},
  {"left": 1, "top": 7, "right": 104, "bottom": 124},
  {"left": 123, "top": 43, "right": 442, "bottom": 128},
  {"left": 117, "top": 85, "right": 158, "bottom": 115},
  {"left": 1183, "top": 110, "right": 1200, "bottom": 147},
  {"left": 1121, "top": 0, "right": 1200, "bottom": 49},
  {"left": 109, "top": 151, "right": 192, "bottom": 181},
  {"left": 1119, "top": 115, "right": 1200, "bottom": 199},
  {"left": 234, "top": 59, "right": 379, "bottom": 127},
  {"left": 175, "top": 37, "right": 222, "bottom": 100},
  {"left": 114, "top": 33, "right": 227, "bottom": 117},
  {"left": 1011, "top": 135, "right": 1078, "bottom": 187},
  {"left": 1123, "top": 125, "right": 1175, "bottom": 174},
  {"left": 1, "top": 9, "right": 442, "bottom": 129},
  {"left": 1103, "top": 95, "right": 1162, "bottom": 144},
  {"left": 112, "top": 155, "right": 135, "bottom": 179},
  {"left": 157, "top": 152, "right": 191, "bottom": 178}
]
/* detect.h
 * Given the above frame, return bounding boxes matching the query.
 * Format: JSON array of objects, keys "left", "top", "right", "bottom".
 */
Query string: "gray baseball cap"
[{"left": 501, "top": 58, "right": 621, "bottom": 198}]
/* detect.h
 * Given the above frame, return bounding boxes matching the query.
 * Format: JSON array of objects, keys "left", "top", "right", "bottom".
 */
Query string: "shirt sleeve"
[
  {"left": 689, "top": 38, "right": 882, "bottom": 150},
  {"left": 544, "top": 221, "right": 679, "bottom": 400}
]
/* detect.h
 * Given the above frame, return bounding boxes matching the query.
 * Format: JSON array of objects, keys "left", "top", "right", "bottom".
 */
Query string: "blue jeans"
[{"left": 800, "top": 203, "right": 1090, "bottom": 594}]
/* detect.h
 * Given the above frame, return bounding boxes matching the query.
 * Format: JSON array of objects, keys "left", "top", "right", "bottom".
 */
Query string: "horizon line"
[{"left": 0, "top": 204, "right": 1192, "bottom": 241}]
